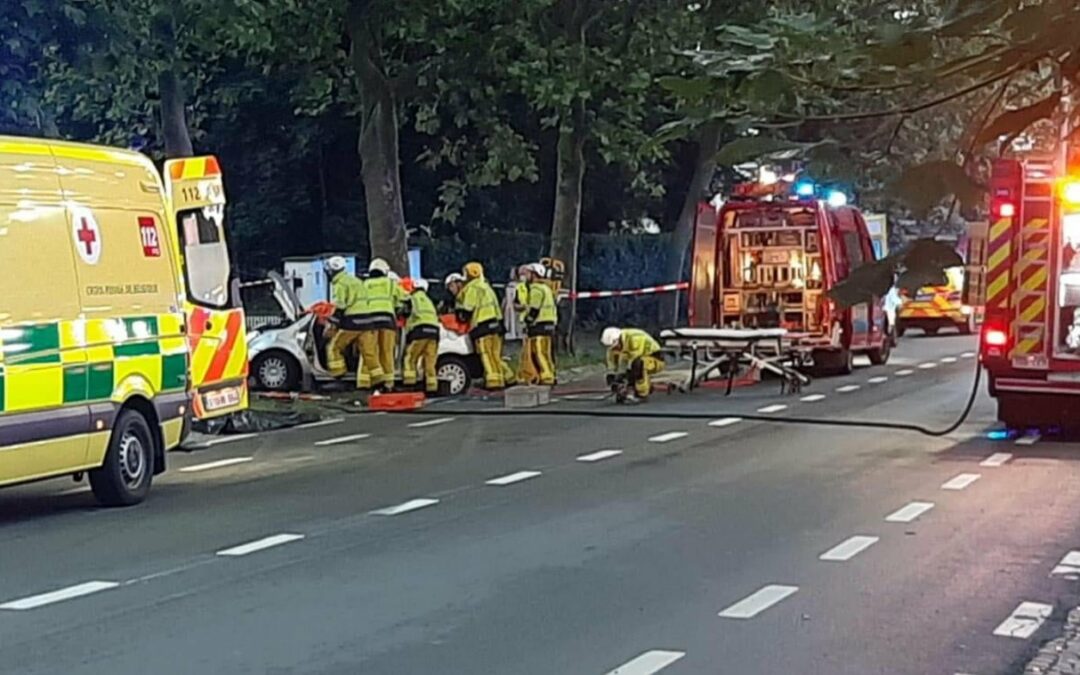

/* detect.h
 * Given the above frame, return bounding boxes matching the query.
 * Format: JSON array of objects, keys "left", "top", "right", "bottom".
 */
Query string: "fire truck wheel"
[
  {"left": 811, "top": 348, "right": 854, "bottom": 376},
  {"left": 868, "top": 337, "right": 891, "bottom": 366}
]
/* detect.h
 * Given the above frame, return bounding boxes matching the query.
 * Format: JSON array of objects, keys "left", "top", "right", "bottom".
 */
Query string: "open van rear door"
[{"left": 163, "top": 156, "right": 249, "bottom": 419}]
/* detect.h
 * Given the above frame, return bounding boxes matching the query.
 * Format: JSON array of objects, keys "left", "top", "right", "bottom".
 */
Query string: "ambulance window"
[{"left": 178, "top": 206, "right": 231, "bottom": 308}]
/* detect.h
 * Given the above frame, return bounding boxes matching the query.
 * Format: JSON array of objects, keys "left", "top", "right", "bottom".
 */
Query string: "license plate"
[
  {"left": 915, "top": 293, "right": 933, "bottom": 302},
  {"left": 204, "top": 387, "right": 241, "bottom": 411}
]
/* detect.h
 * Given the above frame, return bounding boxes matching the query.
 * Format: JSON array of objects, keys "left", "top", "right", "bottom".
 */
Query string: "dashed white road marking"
[
  {"left": 896, "top": 369, "right": 915, "bottom": 376},
  {"left": 757, "top": 404, "right": 788, "bottom": 414},
  {"left": 1016, "top": 432, "right": 1041, "bottom": 446},
  {"left": 314, "top": 433, "right": 371, "bottom": 447},
  {"left": 1, "top": 581, "right": 119, "bottom": 610},
  {"left": 708, "top": 417, "right": 743, "bottom": 428},
  {"left": 993, "top": 601, "right": 1052, "bottom": 639},
  {"left": 577, "top": 449, "right": 624, "bottom": 463},
  {"left": 649, "top": 431, "right": 688, "bottom": 443},
  {"left": 486, "top": 470, "right": 542, "bottom": 486},
  {"left": 885, "top": 501, "right": 935, "bottom": 523},
  {"left": 961, "top": 352, "right": 976, "bottom": 358},
  {"left": 980, "top": 452, "right": 1013, "bottom": 467},
  {"left": 718, "top": 584, "right": 799, "bottom": 619},
  {"left": 370, "top": 498, "right": 440, "bottom": 516},
  {"left": 408, "top": 417, "right": 455, "bottom": 428},
  {"left": 216, "top": 533, "right": 305, "bottom": 557},
  {"left": 604, "top": 650, "right": 686, "bottom": 675},
  {"left": 800, "top": 394, "right": 826, "bottom": 402},
  {"left": 187, "top": 433, "right": 258, "bottom": 449},
  {"left": 1051, "top": 551, "right": 1080, "bottom": 577},
  {"left": 918, "top": 362, "right": 938, "bottom": 370},
  {"left": 179, "top": 456, "right": 254, "bottom": 473},
  {"left": 293, "top": 418, "right": 344, "bottom": 430},
  {"left": 836, "top": 384, "right": 861, "bottom": 393},
  {"left": 819, "top": 535, "right": 880, "bottom": 562},
  {"left": 941, "top": 356, "right": 958, "bottom": 364},
  {"left": 941, "top": 473, "right": 981, "bottom": 491},
  {"left": 867, "top": 376, "right": 889, "bottom": 384}
]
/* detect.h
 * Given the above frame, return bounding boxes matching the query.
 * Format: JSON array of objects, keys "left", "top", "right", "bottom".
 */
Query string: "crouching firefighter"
[
  {"left": 457, "top": 262, "right": 516, "bottom": 389},
  {"left": 601, "top": 327, "right": 664, "bottom": 403},
  {"left": 325, "top": 256, "right": 366, "bottom": 382},
  {"left": 402, "top": 278, "right": 441, "bottom": 394}
]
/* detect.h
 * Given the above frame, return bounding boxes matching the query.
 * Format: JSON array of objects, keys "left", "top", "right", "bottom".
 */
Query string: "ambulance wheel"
[
  {"left": 90, "top": 410, "right": 155, "bottom": 507},
  {"left": 437, "top": 355, "right": 472, "bottom": 397},
  {"left": 252, "top": 351, "right": 300, "bottom": 391},
  {"left": 925, "top": 326, "right": 940, "bottom": 336},
  {"left": 896, "top": 324, "right": 907, "bottom": 338}
]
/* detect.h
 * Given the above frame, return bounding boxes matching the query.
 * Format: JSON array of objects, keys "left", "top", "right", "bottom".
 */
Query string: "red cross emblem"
[{"left": 70, "top": 207, "right": 102, "bottom": 264}]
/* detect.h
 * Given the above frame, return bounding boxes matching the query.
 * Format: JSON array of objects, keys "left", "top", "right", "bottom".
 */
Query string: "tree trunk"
[
  {"left": 347, "top": 2, "right": 410, "bottom": 274},
  {"left": 662, "top": 119, "right": 722, "bottom": 325},
  {"left": 158, "top": 67, "right": 194, "bottom": 158},
  {"left": 550, "top": 119, "right": 587, "bottom": 350}
]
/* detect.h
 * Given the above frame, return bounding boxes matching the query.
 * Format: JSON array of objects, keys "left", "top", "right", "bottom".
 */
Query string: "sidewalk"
[{"left": 1026, "top": 607, "right": 1080, "bottom": 674}]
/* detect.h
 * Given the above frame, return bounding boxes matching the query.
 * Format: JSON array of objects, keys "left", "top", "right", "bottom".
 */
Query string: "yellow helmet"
[{"left": 463, "top": 262, "right": 484, "bottom": 280}]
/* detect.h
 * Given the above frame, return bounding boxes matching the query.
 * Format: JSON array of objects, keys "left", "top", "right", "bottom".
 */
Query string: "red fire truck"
[
  {"left": 981, "top": 155, "right": 1080, "bottom": 427},
  {"left": 688, "top": 186, "right": 892, "bottom": 374}
]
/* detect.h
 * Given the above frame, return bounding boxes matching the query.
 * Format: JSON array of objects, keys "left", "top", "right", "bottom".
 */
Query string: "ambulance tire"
[
  {"left": 924, "top": 326, "right": 940, "bottom": 336},
  {"left": 896, "top": 324, "right": 907, "bottom": 338},
  {"left": 90, "top": 410, "right": 155, "bottom": 507}
]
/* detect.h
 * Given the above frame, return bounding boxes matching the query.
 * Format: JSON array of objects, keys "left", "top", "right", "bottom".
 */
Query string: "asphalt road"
[{"left": 3, "top": 333, "right": 1080, "bottom": 675}]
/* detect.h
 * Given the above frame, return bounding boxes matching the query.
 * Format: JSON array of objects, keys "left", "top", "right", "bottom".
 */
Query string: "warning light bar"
[
  {"left": 984, "top": 328, "right": 1007, "bottom": 347},
  {"left": 997, "top": 202, "right": 1015, "bottom": 218}
]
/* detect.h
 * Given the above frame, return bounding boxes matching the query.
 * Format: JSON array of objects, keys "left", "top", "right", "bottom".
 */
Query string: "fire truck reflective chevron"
[{"left": 986, "top": 217, "right": 1013, "bottom": 308}]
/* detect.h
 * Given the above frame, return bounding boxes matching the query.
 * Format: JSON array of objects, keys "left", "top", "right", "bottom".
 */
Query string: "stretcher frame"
[{"left": 659, "top": 327, "right": 813, "bottom": 395}]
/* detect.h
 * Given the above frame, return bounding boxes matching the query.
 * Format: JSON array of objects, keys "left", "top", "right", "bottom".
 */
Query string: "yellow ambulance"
[{"left": 0, "top": 136, "right": 248, "bottom": 506}]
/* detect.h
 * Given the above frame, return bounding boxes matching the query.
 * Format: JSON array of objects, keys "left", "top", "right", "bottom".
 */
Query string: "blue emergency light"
[
  {"left": 826, "top": 190, "right": 848, "bottom": 207},
  {"left": 795, "top": 181, "right": 816, "bottom": 197}
]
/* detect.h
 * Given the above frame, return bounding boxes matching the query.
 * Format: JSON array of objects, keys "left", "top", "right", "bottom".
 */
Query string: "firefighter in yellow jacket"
[
  {"left": 402, "top": 278, "right": 441, "bottom": 394},
  {"left": 601, "top": 326, "right": 664, "bottom": 401},
  {"left": 520, "top": 263, "right": 557, "bottom": 385},
  {"left": 325, "top": 256, "right": 366, "bottom": 379},
  {"left": 358, "top": 258, "right": 406, "bottom": 390},
  {"left": 457, "top": 262, "right": 516, "bottom": 389}
]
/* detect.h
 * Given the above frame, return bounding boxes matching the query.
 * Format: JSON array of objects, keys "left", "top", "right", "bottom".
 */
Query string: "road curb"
[{"left": 1025, "top": 606, "right": 1080, "bottom": 674}]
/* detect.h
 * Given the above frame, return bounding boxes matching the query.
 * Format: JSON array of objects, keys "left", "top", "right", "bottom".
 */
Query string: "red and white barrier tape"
[{"left": 566, "top": 282, "right": 688, "bottom": 300}]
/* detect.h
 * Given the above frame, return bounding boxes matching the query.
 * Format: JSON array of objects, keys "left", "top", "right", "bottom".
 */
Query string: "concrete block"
[{"left": 504, "top": 385, "right": 551, "bottom": 408}]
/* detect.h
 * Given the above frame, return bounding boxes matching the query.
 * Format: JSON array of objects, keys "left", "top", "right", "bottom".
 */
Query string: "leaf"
[
  {"left": 713, "top": 24, "right": 776, "bottom": 50},
  {"left": 937, "top": 0, "right": 1012, "bottom": 38},
  {"left": 715, "top": 136, "right": 827, "bottom": 165},
  {"left": 890, "top": 161, "right": 984, "bottom": 218},
  {"left": 657, "top": 76, "right": 713, "bottom": 101},
  {"left": 868, "top": 32, "right": 932, "bottom": 68},
  {"left": 975, "top": 92, "right": 1061, "bottom": 147}
]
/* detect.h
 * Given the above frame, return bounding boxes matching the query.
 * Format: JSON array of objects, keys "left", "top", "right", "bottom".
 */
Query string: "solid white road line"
[
  {"left": 313, "top": 433, "right": 371, "bottom": 447},
  {"left": 1016, "top": 432, "right": 1041, "bottom": 446},
  {"left": 1, "top": 581, "right": 119, "bottom": 610},
  {"left": 993, "top": 601, "right": 1053, "bottom": 639},
  {"left": 179, "top": 457, "right": 254, "bottom": 473},
  {"left": 188, "top": 433, "right": 258, "bottom": 449},
  {"left": 604, "top": 650, "right": 686, "bottom": 675},
  {"left": 918, "top": 362, "right": 938, "bottom": 370},
  {"left": 961, "top": 352, "right": 976, "bottom": 358},
  {"left": 896, "top": 369, "right": 915, "bottom": 376},
  {"left": 486, "top": 470, "right": 542, "bottom": 486},
  {"left": 800, "top": 394, "right": 826, "bottom": 402},
  {"left": 941, "top": 473, "right": 981, "bottom": 491},
  {"left": 718, "top": 584, "right": 799, "bottom": 619},
  {"left": 216, "top": 533, "right": 305, "bottom": 557},
  {"left": 868, "top": 376, "right": 889, "bottom": 384},
  {"left": 649, "top": 431, "right": 688, "bottom": 443},
  {"left": 293, "top": 418, "right": 344, "bottom": 430},
  {"left": 1052, "top": 551, "right": 1080, "bottom": 577},
  {"left": 708, "top": 417, "right": 743, "bottom": 428},
  {"left": 885, "top": 501, "right": 935, "bottom": 523},
  {"left": 941, "top": 356, "right": 958, "bottom": 364},
  {"left": 408, "top": 417, "right": 455, "bottom": 428},
  {"left": 980, "top": 452, "right": 1013, "bottom": 467},
  {"left": 819, "top": 535, "right": 880, "bottom": 562},
  {"left": 370, "top": 498, "right": 440, "bottom": 516},
  {"left": 577, "top": 449, "right": 624, "bottom": 463},
  {"left": 836, "top": 385, "right": 861, "bottom": 393},
  {"left": 757, "top": 404, "right": 788, "bottom": 414}
]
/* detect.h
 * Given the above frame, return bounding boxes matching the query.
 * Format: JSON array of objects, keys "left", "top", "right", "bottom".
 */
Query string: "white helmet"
[
  {"left": 413, "top": 278, "right": 430, "bottom": 292},
  {"left": 444, "top": 272, "right": 466, "bottom": 286},
  {"left": 369, "top": 257, "right": 391, "bottom": 274},
  {"left": 326, "top": 256, "right": 348, "bottom": 272},
  {"left": 387, "top": 271, "right": 401, "bottom": 282},
  {"left": 600, "top": 327, "right": 622, "bottom": 347},
  {"left": 527, "top": 263, "right": 547, "bottom": 277}
]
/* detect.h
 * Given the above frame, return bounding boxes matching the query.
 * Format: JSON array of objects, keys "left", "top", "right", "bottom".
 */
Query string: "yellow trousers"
[
  {"left": 326, "top": 329, "right": 361, "bottom": 377},
  {"left": 476, "top": 334, "right": 517, "bottom": 389},
  {"left": 527, "top": 335, "right": 555, "bottom": 385},
  {"left": 378, "top": 328, "right": 397, "bottom": 390},
  {"left": 630, "top": 355, "right": 664, "bottom": 397},
  {"left": 517, "top": 338, "right": 539, "bottom": 385},
  {"left": 403, "top": 338, "right": 439, "bottom": 393},
  {"left": 357, "top": 330, "right": 382, "bottom": 389}
]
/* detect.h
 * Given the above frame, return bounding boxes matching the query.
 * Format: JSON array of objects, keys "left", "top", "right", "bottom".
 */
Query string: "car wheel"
[
  {"left": 252, "top": 351, "right": 300, "bottom": 391},
  {"left": 437, "top": 355, "right": 472, "bottom": 397},
  {"left": 90, "top": 409, "right": 155, "bottom": 507}
]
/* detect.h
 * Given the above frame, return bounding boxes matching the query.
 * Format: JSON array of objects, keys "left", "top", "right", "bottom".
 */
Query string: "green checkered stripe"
[{"left": 0, "top": 316, "right": 187, "bottom": 413}]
